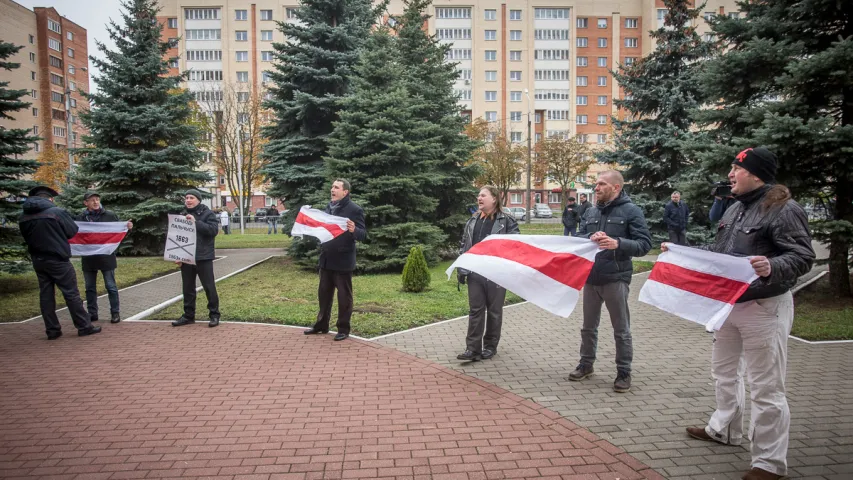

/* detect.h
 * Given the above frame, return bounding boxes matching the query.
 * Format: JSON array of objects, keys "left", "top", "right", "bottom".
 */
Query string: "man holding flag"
[
  {"left": 569, "top": 170, "right": 652, "bottom": 393},
  {"left": 75, "top": 192, "right": 132, "bottom": 324},
  {"left": 302, "top": 179, "right": 366, "bottom": 341}
]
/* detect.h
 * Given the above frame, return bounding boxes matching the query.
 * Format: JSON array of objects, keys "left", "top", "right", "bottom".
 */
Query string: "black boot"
[
  {"left": 172, "top": 317, "right": 195, "bottom": 327},
  {"left": 110, "top": 313, "right": 121, "bottom": 323},
  {"left": 208, "top": 315, "right": 220, "bottom": 327}
]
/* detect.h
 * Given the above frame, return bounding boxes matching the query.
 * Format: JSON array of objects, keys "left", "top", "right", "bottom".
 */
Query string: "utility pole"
[
  {"left": 524, "top": 89, "right": 532, "bottom": 224},
  {"left": 236, "top": 127, "right": 245, "bottom": 234}
]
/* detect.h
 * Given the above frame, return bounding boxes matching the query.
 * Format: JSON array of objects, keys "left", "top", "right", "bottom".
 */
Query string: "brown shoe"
[
  {"left": 686, "top": 426, "right": 731, "bottom": 445},
  {"left": 742, "top": 467, "right": 786, "bottom": 480}
]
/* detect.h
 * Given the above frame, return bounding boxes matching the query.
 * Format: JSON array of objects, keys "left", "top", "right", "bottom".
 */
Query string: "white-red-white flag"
[
  {"left": 291, "top": 206, "right": 349, "bottom": 243},
  {"left": 70, "top": 222, "right": 128, "bottom": 256},
  {"left": 446, "top": 235, "right": 601, "bottom": 318},
  {"left": 639, "top": 243, "right": 759, "bottom": 331}
]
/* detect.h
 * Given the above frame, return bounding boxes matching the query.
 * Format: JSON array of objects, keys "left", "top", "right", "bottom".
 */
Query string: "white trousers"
[{"left": 705, "top": 292, "right": 794, "bottom": 476}]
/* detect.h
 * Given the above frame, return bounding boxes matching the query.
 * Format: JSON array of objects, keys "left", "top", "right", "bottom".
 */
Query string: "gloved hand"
[{"left": 457, "top": 272, "right": 467, "bottom": 285}]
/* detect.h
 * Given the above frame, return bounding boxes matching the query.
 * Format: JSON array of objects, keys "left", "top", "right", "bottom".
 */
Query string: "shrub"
[{"left": 401, "top": 245, "right": 431, "bottom": 292}]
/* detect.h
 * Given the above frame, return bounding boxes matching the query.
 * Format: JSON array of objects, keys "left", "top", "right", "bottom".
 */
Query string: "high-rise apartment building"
[{"left": 0, "top": 0, "right": 89, "bottom": 164}]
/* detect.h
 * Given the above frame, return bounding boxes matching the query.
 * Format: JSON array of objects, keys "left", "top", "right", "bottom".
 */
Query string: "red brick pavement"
[{"left": 0, "top": 321, "right": 661, "bottom": 479}]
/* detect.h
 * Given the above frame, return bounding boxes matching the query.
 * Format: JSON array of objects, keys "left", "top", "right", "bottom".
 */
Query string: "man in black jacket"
[
  {"left": 576, "top": 193, "right": 592, "bottom": 223},
  {"left": 19, "top": 186, "right": 101, "bottom": 340},
  {"left": 172, "top": 189, "right": 222, "bottom": 328},
  {"left": 570, "top": 171, "right": 652, "bottom": 393},
  {"left": 664, "top": 191, "right": 690, "bottom": 245},
  {"left": 304, "top": 179, "right": 367, "bottom": 341},
  {"left": 75, "top": 192, "right": 133, "bottom": 323},
  {"left": 561, "top": 197, "right": 580, "bottom": 236}
]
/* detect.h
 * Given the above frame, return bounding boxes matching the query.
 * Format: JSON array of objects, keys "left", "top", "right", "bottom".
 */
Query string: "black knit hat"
[
  {"left": 732, "top": 147, "right": 778, "bottom": 183},
  {"left": 185, "top": 189, "right": 205, "bottom": 201}
]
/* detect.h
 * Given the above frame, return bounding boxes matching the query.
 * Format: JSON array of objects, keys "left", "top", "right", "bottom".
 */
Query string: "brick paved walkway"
[
  {"left": 378, "top": 272, "right": 853, "bottom": 479},
  {"left": 0, "top": 321, "right": 660, "bottom": 479}
]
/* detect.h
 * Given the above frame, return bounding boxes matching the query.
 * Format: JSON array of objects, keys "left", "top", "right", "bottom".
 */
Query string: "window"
[
  {"left": 547, "top": 110, "right": 569, "bottom": 120},
  {"left": 577, "top": 95, "right": 588, "bottom": 105},
  {"left": 484, "top": 9, "right": 496, "bottom": 20},
  {"left": 510, "top": 30, "right": 521, "bottom": 41},
  {"left": 485, "top": 70, "right": 497, "bottom": 81},
  {"left": 577, "top": 134, "right": 587, "bottom": 143},
  {"left": 33, "top": 142, "right": 40, "bottom": 152},
  {"left": 436, "top": 28, "right": 471, "bottom": 40},
  {"left": 31, "top": 71, "right": 36, "bottom": 80},
  {"left": 261, "top": 30, "right": 273, "bottom": 41},
  {"left": 236, "top": 31, "right": 248, "bottom": 41},
  {"left": 185, "top": 29, "right": 222, "bottom": 40},
  {"left": 598, "top": 115, "right": 607, "bottom": 125},
  {"left": 31, "top": 89, "right": 37, "bottom": 98},
  {"left": 534, "top": 50, "right": 570, "bottom": 60},
  {"left": 236, "top": 51, "right": 248, "bottom": 62},
  {"left": 51, "top": 91, "right": 63, "bottom": 103},
  {"left": 48, "top": 19, "right": 61, "bottom": 33},
  {"left": 454, "top": 89, "right": 471, "bottom": 100},
  {"left": 260, "top": 9, "right": 273, "bottom": 20},
  {"left": 69, "top": 81, "right": 76, "bottom": 91},
  {"left": 485, "top": 50, "right": 496, "bottom": 61},
  {"left": 577, "top": 18, "right": 588, "bottom": 28},
  {"left": 459, "top": 69, "right": 472, "bottom": 80},
  {"left": 70, "top": 98, "right": 76, "bottom": 108},
  {"left": 534, "top": 70, "right": 569, "bottom": 81},
  {"left": 69, "top": 65, "right": 75, "bottom": 74},
  {"left": 576, "top": 115, "right": 588, "bottom": 125},
  {"left": 445, "top": 49, "right": 471, "bottom": 60},
  {"left": 29, "top": 52, "right": 35, "bottom": 63},
  {"left": 624, "top": 57, "right": 636, "bottom": 65},
  {"left": 597, "top": 134, "right": 607, "bottom": 144},
  {"left": 168, "top": 17, "right": 178, "bottom": 28},
  {"left": 549, "top": 192, "right": 560, "bottom": 204},
  {"left": 535, "top": 8, "right": 569, "bottom": 19},
  {"left": 169, "top": 59, "right": 179, "bottom": 68},
  {"left": 597, "top": 95, "right": 608, "bottom": 105},
  {"left": 535, "top": 113, "right": 542, "bottom": 124},
  {"left": 510, "top": 10, "right": 521, "bottom": 20},
  {"left": 598, "top": 57, "right": 607, "bottom": 67},
  {"left": 29, "top": 34, "right": 34, "bottom": 44},
  {"left": 510, "top": 71, "right": 521, "bottom": 81},
  {"left": 287, "top": 8, "right": 298, "bottom": 19},
  {"left": 577, "top": 37, "right": 588, "bottom": 48},
  {"left": 485, "top": 91, "right": 497, "bottom": 102},
  {"left": 510, "top": 91, "right": 522, "bottom": 102},
  {"left": 625, "top": 38, "right": 638, "bottom": 48},
  {"left": 32, "top": 107, "right": 38, "bottom": 117},
  {"left": 728, "top": 12, "right": 740, "bottom": 19},
  {"left": 485, "top": 111, "right": 497, "bottom": 122},
  {"left": 534, "top": 29, "right": 570, "bottom": 41},
  {"left": 658, "top": 9, "right": 667, "bottom": 26},
  {"left": 188, "top": 70, "right": 223, "bottom": 81},
  {"left": 236, "top": 92, "right": 250, "bottom": 103},
  {"left": 577, "top": 56, "right": 588, "bottom": 67},
  {"left": 510, "top": 112, "right": 522, "bottom": 122},
  {"left": 262, "top": 71, "right": 272, "bottom": 83},
  {"left": 598, "top": 19, "right": 608, "bottom": 28},
  {"left": 436, "top": 8, "right": 471, "bottom": 19},
  {"left": 33, "top": 126, "right": 38, "bottom": 135},
  {"left": 625, "top": 18, "right": 638, "bottom": 28},
  {"left": 510, "top": 51, "right": 521, "bottom": 61},
  {"left": 703, "top": 12, "right": 715, "bottom": 22},
  {"left": 598, "top": 76, "right": 607, "bottom": 86},
  {"left": 533, "top": 89, "right": 570, "bottom": 100},
  {"left": 185, "top": 8, "right": 220, "bottom": 19},
  {"left": 485, "top": 30, "right": 496, "bottom": 41},
  {"left": 597, "top": 38, "right": 607, "bottom": 48},
  {"left": 67, "top": 31, "right": 74, "bottom": 41},
  {"left": 195, "top": 91, "right": 223, "bottom": 102},
  {"left": 237, "top": 113, "right": 249, "bottom": 124},
  {"left": 186, "top": 50, "right": 223, "bottom": 61},
  {"left": 48, "top": 38, "right": 61, "bottom": 51},
  {"left": 511, "top": 132, "right": 522, "bottom": 143},
  {"left": 511, "top": 193, "right": 522, "bottom": 204},
  {"left": 235, "top": 10, "right": 247, "bottom": 20},
  {"left": 577, "top": 76, "right": 588, "bottom": 87},
  {"left": 53, "top": 126, "right": 66, "bottom": 137}
]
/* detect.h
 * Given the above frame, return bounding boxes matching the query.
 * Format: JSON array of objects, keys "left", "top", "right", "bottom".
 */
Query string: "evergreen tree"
[
  {"left": 263, "top": 0, "right": 380, "bottom": 262},
  {"left": 395, "top": 0, "right": 479, "bottom": 244},
  {"left": 75, "top": 0, "right": 209, "bottom": 256},
  {"left": 0, "top": 41, "right": 39, "bottom": 273},
  {"left": 325, "top": 29, "right": 447, "bottom": 272},
  {"left": 599, "top": 0, "right": 713, "bottom": 240},
  {"left": 691, "top": 0, "right": 853, "bottom": 296}
]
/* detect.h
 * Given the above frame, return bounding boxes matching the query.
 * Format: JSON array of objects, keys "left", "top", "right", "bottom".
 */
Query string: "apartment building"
[{"left": 0, "top": 0, "right": 89, "bottom": 165}]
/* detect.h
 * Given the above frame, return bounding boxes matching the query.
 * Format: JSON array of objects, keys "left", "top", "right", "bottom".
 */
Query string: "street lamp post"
[
  {"left": 64, "top": 67, "right": 87, "bottom": 172},
  {"left": 236, "top": 127, "right": 245, "bottom": 234},
  {"left": 524, "top": 89, "right": 532, "bottom": 224}
]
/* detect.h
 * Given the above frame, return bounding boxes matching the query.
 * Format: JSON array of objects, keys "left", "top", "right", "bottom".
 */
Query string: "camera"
[{"left": 710, "top": 181, "right": 732, "bottom": 198}]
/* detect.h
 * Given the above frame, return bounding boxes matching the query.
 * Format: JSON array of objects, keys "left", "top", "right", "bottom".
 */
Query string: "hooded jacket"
[
  {"left": 19, "top": 197, "right": 79, "bottom": 261},
  {"left": 75, "top": 207, "right": 121, "bottom": 271}
]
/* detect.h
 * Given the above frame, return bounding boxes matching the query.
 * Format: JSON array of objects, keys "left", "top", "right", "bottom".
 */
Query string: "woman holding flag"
[{"left": 456, "top": 186, "right": 520, "bottom": 362}]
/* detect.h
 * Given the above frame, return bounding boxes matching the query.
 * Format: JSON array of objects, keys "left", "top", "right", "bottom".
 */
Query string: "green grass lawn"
[
  {"left": 792, "top": 275, "right": 853, "bottom": 341},
  {"left": 633, "top": 261, "right": 655, "bottom": 274},
  {"left": 215, "top": 233, "right": 292, "bottom": 249},
  {"left": 0, "top": 257, "right": 179, "bottom": 322},
  {"left": 518, "top": 223, "right": 563, "bottom": 235}
]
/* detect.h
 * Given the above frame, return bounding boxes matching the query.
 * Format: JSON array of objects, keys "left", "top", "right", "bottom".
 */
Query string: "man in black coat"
[
  {"left": 664, "top": 191, "right": 690, "bottom": 245},
  {"left": 303, "top": 179, "right": 367, "bottom": 341},
  {"left": 576, "top": 193, "right": 592, "bottom": 220},
  {"left": 172, "top": 189, "right": 222, "bottom": 328},
  {"left": 75, "top": 192, "right": 133, "bottom": 323},
  {"left": 19, "top": 186, "right": 101, "bottom": 340},
  {"left": 561, "top": 196, "right": 580, "bottom": 236}
]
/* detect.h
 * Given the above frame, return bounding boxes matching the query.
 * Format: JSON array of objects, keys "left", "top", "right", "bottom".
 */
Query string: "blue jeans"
[
  {"left": 564, "top": 225, "right": 577, "bottom": 236},
  {"left": 267, "top": 219, "right": 277, "bottom": 234},
  {"left": 83, "top": 269, "right": 119, "bottom": 319}
]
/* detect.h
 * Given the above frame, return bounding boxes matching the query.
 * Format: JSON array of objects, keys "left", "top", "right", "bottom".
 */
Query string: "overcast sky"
[{"left": 15, "top": 0, "right": 125, "bottom": 93}]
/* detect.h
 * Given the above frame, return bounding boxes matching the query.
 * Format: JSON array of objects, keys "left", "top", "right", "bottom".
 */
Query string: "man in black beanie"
[
  {"left": 665, "top": 147, "right": 815, "bottom": 480},
  {"left": 172, "top": 189, "right": 222, "bottom": 327}
]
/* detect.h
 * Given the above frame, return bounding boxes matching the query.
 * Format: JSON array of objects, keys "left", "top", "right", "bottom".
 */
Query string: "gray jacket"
[
  {"left": 458, "top": 211, "right": 520, "bottom": 275},
  {"left": 701, "top": 185, "right": 814, "bottom": 302}
]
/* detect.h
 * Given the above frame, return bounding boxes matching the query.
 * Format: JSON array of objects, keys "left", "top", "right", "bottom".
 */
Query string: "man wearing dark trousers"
[
  {"left": 664, "top": 191, "right": 690, "bottom": 245},
  {"left": 75, "top": 191, "right": 133, "bottom": 323},
  {"left": 561, "top": 196, "right": 580, "bottom": 236},
  {"left": 172, "top": 189, "right": 221, "bottom": 328},
  {"left": 304, "top": 179, "right": 367, "bottom": 341},
  {"left": 577, "top": 193, "right": 592, "bottom": 221},
  {"left": 19, "top": 186, "right": 101, "bottom": 340}
]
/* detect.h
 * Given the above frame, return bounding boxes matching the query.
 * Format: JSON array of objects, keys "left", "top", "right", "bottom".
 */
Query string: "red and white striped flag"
[
  {"left": 639, "top": 244, "right": 759, "bottom": 331},
  {"left": 446, "top": 235, "right": 601, "bottom": 318},
  {"left": 291, "top": 206, "right": 349, "bottom": 243},
  {"left": 70, "top": 222, "right": 128, "bottom": 256}
]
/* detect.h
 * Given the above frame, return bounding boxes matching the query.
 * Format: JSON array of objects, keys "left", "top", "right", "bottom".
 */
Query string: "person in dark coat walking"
[
  {"left": 576, "top": 193, "right": 592, "bottom": 220},
  {"left": 19, "top": 186, "right": 101, "bottom": 340},
  {"left": 303, "top": 179, "right": 367, "bottom": 341},
  {"left": 664, "top": 191, "right": 690, "bottom": 245},
  {"left": 172, "top": 189, "right": 222, "bottom": 328},
  {"left": 561, "top": 196, "right": 581, "bottom": 236},
  {"left": 75, "top": 192, "right": 133, "bottom": 323},
  {"left": 266, "top": 205, "right": 280, "bottom": 234}
]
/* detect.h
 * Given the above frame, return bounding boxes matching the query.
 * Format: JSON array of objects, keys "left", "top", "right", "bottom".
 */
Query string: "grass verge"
[
  {"left": 792, "top": 274, "right": 853, "bottom": 341},
  {"left": 518, "top": 223, "right": 563, "bottom": 235},
  {"left": 0, "top": 257, "right": 179, "bottom": 322},
  {"left": 633, "top": 261, "right": 655, "bottom": 274},
  {"left": 216, "top": 233, "right": 292, "bottom": 249}
]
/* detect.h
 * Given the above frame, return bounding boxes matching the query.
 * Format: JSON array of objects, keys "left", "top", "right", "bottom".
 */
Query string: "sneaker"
[
  {"left": 78, "top": 326, "right": 102, "bottom": 337},
  {"left": 208, "top": 316, "right": 220, "bottom": 327},
  {"left": 481, "top": 349, "right": 496, "bottom": 360},
  {"left": 456, "top": 350, "right": 481, "bottom": 362},
  {"left": 172, "top": 317, "right": 195, "bottom": 327},
  {"left": 568, "top": 364, "right": 594, "bottom": 381},
  {"left": 686, "top": 426, "right": 741, "bottom": 446},
  {"left": 613, "top": 371, "right": 632, "bottom": 393},
  {"left": 110, "top": 313, "right": 121, "bottom": 323}
]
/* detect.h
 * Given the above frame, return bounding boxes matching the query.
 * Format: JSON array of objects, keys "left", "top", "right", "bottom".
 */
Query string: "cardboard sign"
[{"left": 164, "top": 214, "right": 197, "bottom": 265}]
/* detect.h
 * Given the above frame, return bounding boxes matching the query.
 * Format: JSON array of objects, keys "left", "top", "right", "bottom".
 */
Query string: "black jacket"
[
  {"left": 664, "top": 200, "right": 690, "bottom": 231},
  {"left": 319, "top": 195, "right": 367, "bottom": 272},
  {"left": 182, "top": 203, "right": 219, "bottom": 261},
  {"left": 19, "top": 197, "right": 78, "bottom": 261},
  {"left": 562, "top": 203, "right": 581, "bottom": 228},
  {"left": 576, "top": 200, "right": 592, "bottom": 221},
  {"left": 75, "top": 208, "right": 121, "bottom": 271},
  {"left": 578, "top": 191, "right": 652, "bottom": 285},
  {"left": 458, "top": 210, "right": 520, "bottom": 276},
  {"left": 701, "top": 185, "right": 814, "bottom": 302}
]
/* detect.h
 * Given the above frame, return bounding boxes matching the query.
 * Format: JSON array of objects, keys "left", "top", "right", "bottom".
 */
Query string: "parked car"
[
  {"left": 507, "top": 207, "right": 527, "bottom": 221},
  {"left": 533, "top": 203, "right": 553, "bottom": 218},
  {"left": 254, "top": 208, "right": 268, "bottom": 222}
]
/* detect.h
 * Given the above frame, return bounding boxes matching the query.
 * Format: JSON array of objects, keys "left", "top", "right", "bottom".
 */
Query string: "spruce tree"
[
  {"left": 263, "top": 0, "right": 380, "bottom": 262},
  {"left": 691, "top": 0, "right": 853, "bottom": 296},
  {"left": 75, "top": 0, "right": 209, "bottom": 256},
  {"left": 0, "top": 41, "right": 39, "bottom": 273},
  {"left": 599, "top": 0, "right": 712, "bottom": 240},
  {"left": 325, "top": 29, "right": 447, "bottom": 272}
]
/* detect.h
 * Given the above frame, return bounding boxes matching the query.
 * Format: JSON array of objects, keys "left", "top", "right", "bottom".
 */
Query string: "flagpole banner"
[
  {"left": 164, "top": 214, "right": 197, "bottom": 265},
  {"left": 291, "top": 205, "right": 349, "bottom": 243},
  {"left": 639, "top": 243, "right": 759, "bottom": 332},
  {"left": 446, "top": 235, "right": 601, "bottom": 318},
  {"left": 70, "top": 222, "right": 128, "bottom": 256}
]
